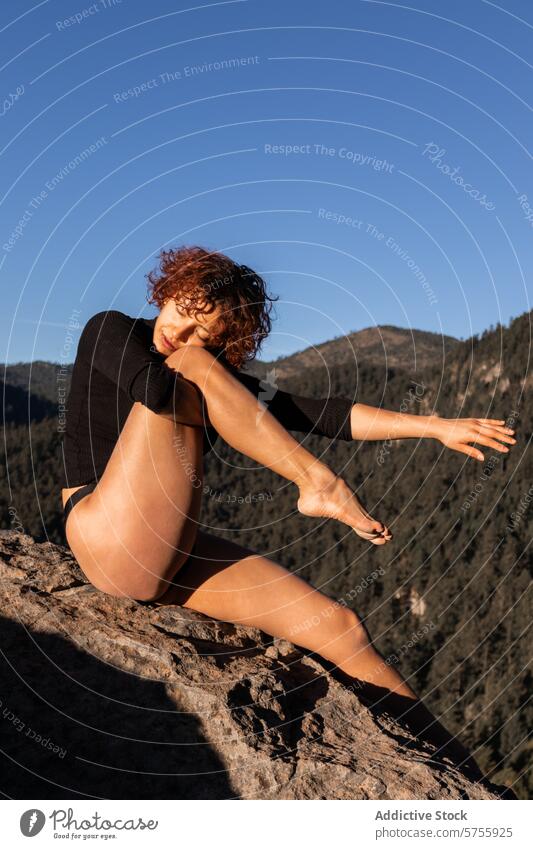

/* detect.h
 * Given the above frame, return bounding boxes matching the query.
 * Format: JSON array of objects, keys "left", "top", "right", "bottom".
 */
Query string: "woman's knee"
[
  {"left": 337, "top": 606, "right": 373, "bottom": 648},
  {"left": 164, "top": 345, "right": 217, "bottom": 380}
]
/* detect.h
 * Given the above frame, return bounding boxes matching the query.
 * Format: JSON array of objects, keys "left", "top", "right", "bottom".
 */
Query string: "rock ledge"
[{"left": 0, "top": 531, "right": 511, "bottom": 800}]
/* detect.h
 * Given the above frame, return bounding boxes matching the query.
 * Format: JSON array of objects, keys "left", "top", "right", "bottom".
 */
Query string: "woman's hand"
[{"left": 430, "top": 416, "right": 516, "bottom": 461}]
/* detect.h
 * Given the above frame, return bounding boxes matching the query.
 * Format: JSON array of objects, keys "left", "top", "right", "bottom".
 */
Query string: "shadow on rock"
[{"left": 0, "top": 616, "right": 238, "bottom": 800}]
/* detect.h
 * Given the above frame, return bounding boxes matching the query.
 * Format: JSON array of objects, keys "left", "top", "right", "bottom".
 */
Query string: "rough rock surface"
[{"left": 0, "top": 531, "right": 511, "bottom": 800}]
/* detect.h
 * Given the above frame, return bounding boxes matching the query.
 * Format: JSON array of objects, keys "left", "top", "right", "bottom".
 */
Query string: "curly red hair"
[{"left": 145, "top": 245, "right": 278, "bottom": 368}]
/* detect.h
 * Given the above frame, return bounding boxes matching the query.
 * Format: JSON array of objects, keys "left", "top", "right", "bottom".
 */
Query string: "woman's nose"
[{"left": 171, "top": 325, "right": 197, "bottom": 345}]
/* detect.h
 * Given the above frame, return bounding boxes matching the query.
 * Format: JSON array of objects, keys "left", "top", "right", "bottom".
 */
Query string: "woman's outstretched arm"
[{"left": 350, "top": 403, "right": 516, "bottom": 461}]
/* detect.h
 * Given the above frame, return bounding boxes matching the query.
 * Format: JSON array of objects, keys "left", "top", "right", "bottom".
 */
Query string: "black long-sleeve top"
[{"left": 61, "top": 310, "right": 355, "bottom": 488}]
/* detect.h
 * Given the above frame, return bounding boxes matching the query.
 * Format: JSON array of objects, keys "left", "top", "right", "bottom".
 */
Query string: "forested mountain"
[
  {"left": 245, "top": 324, "right": 459, "bottom": 382},
  {"left": 3, "top": 360, "right": 63, "bottom": 406},
  {"left": 1, "top": 313, "right": 531, "bottom": 796}
]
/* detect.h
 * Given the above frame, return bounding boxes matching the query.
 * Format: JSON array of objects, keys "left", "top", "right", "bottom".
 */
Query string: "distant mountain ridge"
[
  {"left": 245, "top": 325, "right": 460, "bottom": 383},
  {"left": 2, "top": 360, "right": 65, "bottom": 408}
]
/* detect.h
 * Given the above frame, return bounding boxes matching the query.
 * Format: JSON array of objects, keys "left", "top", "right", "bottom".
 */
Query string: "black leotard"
[{"left": 61, "top": 310, "right": 355, "bottom": 488}]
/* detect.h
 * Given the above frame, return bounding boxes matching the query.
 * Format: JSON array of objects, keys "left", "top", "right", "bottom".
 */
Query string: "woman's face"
[{"left": 153, "top": 295, "right": 223, "bottom": 355}]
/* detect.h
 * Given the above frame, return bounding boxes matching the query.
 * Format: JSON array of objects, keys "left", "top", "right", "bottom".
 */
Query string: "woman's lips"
[{"left": 161, "top": 332, "right": 177, "bottom": 351}]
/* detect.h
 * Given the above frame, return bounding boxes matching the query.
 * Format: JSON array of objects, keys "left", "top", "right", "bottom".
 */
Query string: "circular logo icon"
[{"left": 20, "top": 809, "right": 46, "bottom": 837}]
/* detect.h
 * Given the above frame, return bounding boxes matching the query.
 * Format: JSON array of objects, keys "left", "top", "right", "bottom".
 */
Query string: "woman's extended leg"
[
  {"left": 157, "top": 529, "right": 415, "bottom": 698},
  {"left": 163, "top": 346, "right": 390, "bottom": 544},
  {"left": 157, "top": 530, "right": 483, "bottom": 777}
]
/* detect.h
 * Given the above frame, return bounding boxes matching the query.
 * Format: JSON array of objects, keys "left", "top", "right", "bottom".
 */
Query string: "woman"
[{"left": 61, "top": 245, "right": 515, "bottom": 779}]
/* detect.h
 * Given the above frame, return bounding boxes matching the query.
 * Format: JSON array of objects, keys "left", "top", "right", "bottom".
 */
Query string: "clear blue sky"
[{"left": 2, "top": 0, "right": 532, "bottom": 364}]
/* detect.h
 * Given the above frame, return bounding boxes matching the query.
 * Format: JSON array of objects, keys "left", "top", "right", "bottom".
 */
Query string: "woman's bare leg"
[
  {"left": 163, "top": 347, "right": 391, "bottom": 544},
  {"left": 64, "top": 402, "right": 207, "bottom": 601},
  {"left": 157, "top": 530, "right": 483, "bottom": 776},
  {"left": 157, "top": 529, "right": 415, "bottom": 697}
]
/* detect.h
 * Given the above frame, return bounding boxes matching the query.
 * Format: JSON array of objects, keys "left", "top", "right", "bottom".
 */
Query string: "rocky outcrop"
[{"left": 0, "top": 531, "right": 513, "bottom": 800}]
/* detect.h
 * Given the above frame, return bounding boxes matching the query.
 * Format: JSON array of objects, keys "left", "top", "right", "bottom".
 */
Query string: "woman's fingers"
[
  {"left": 478, "top": 421, "right": 515, "bottom": 431},
  {"left": 449, "top": 426, "right": 517, "bottom": 459},
  {"left": 453, "top": 443, "right": 485, "bottom": 461},
  {"left": 478, "top": 425, "right": 516, "bottom": 443},
  {"left": 472, "top": 419, "right": 516, "bottom": 437},
  {"left": 475, "top": 418, "right": 507, "bottom": 425},
  {"left": 471, "top": 434, "right": 511, "bottom": 453}
]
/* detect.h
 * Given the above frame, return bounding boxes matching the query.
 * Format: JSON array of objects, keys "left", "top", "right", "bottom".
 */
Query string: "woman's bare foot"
[{"left": 297, "top": 475, "right": 392, "bottom": 545}]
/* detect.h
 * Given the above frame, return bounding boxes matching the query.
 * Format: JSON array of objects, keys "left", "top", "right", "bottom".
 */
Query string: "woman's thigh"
[
  {"left": 158, "top": 530, "right": 364, "bottom": 656},
  {"left": 65, "top": 401, "right": 205, "bottom": 600}
]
